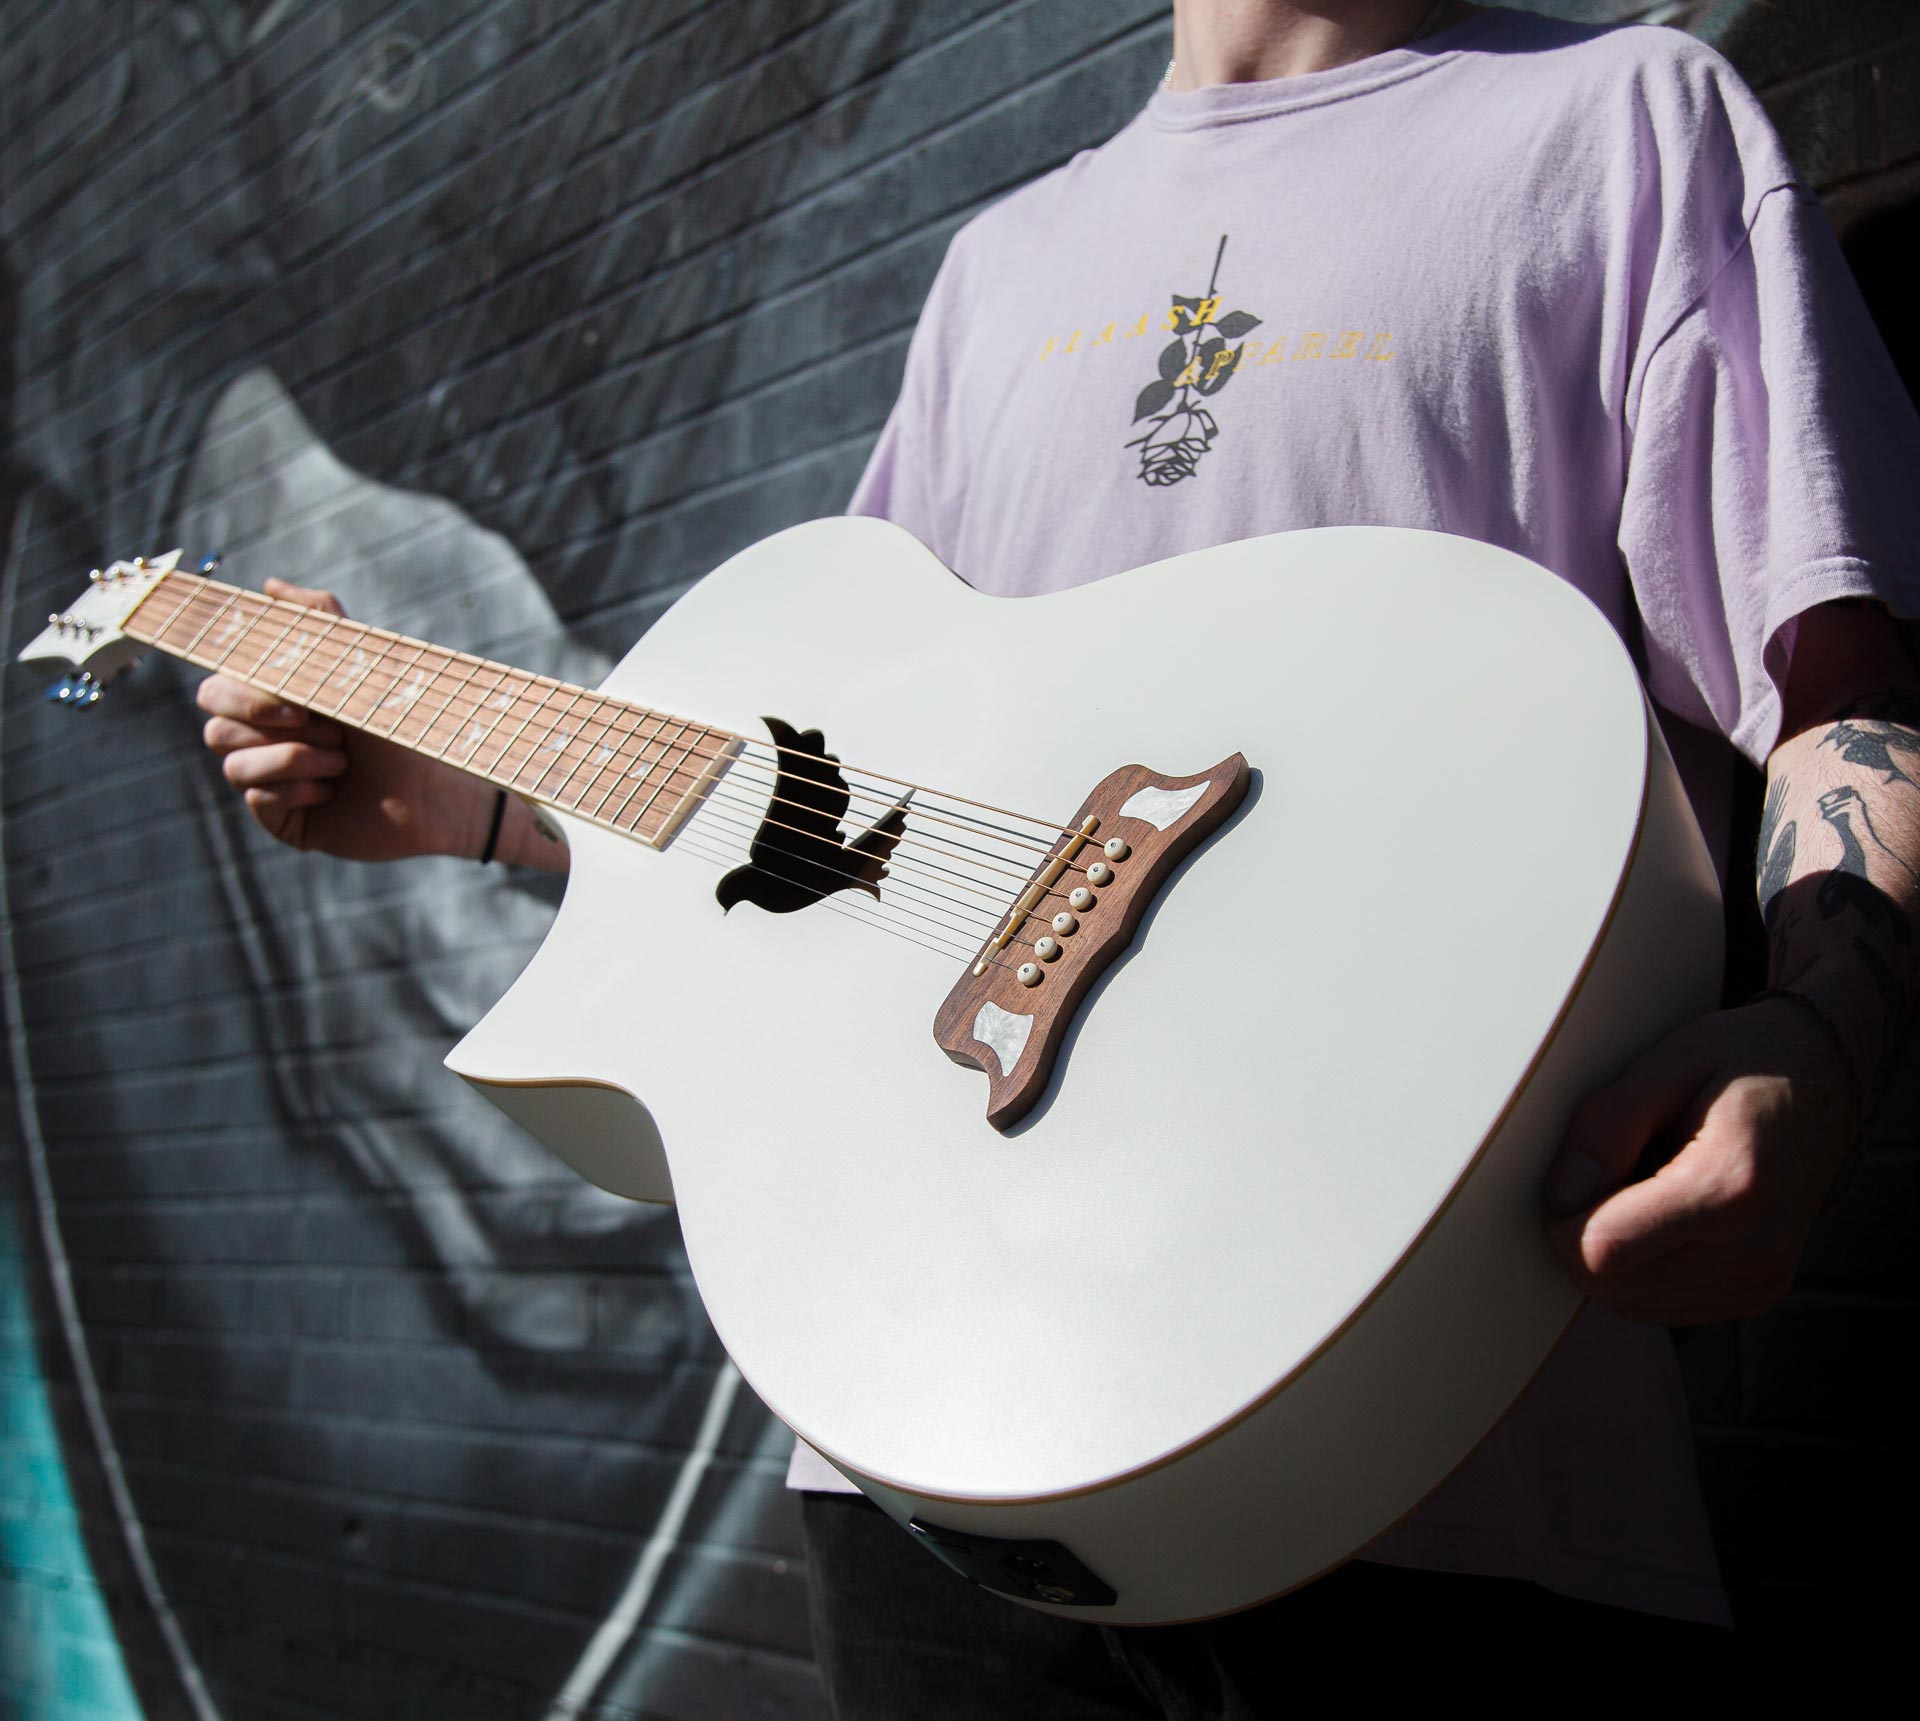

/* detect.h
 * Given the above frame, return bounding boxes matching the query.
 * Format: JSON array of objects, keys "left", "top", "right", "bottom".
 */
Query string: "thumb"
[{"left": 1545, "top": 1029, "right": 1716, "bottom": 1217}]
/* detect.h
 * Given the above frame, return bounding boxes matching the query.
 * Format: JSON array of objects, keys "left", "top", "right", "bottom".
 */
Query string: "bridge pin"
[
  {"left": 1068, "top": 886, "right": 1095, "bottom": 912},
  {"left": 1016, "top": 962, "right": 1043, "bottom": 987},
  {"left": 1034, "top": 936, "right": 1061, "bottom": 961},
  {"left": 1051, "top": 911, "right": 1078, "bottom": 936},
  {"left": 1085, "top": 861, "right": 1114, "bottom": 887},
  {"left": 1103, "top": 838, "right": 1130, "bottom": 861}
]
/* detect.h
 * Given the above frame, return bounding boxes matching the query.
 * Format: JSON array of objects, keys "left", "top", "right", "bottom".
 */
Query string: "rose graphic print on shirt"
[{"left": 1127, "top": 236, "right": 1262, "bottom": 487}]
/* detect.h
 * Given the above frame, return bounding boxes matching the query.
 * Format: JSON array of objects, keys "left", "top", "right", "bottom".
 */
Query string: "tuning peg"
[{"left": 45, "top": 672, "right": 102, "bottom": 708}]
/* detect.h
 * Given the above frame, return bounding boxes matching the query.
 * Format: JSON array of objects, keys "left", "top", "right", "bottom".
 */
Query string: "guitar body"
[{"left": 442, "top": 520, "right": 1723, "bottom": 1623}]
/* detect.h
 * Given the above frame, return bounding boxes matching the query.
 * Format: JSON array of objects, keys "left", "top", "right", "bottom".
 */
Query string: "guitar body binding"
[{"left": 441, "top": 520, "right": 1725, "bottom": 1622}]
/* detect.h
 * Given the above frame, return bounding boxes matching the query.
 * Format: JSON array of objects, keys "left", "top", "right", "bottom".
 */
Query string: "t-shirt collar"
[{"left": 1145, "top": 9, "right": 1504, "bottom": 130}]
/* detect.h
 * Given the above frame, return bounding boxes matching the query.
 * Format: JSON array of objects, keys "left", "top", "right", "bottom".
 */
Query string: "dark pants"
[{"left": 802, "top": 1492, "right": 1733, "bottom": 1719}]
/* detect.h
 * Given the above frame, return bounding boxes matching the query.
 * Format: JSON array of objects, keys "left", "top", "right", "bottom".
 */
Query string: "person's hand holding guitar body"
[{"left": 195, "top": 577, "right": 567, "bottom": 872}]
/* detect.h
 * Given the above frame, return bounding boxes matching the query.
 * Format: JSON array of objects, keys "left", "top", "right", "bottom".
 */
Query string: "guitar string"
[
  {"left": 145, "top": 587, "right": 1100, "bottom": 932},
  {"left": 675, "top": 784, "right": 1079, "bottom": 940},
  {"left": 134, "top": 580, "right": 1056, "bottom": 969},
  {"left": 661, "top": 801, "right": 1014, "bottom": 963},
  {"left": 144, "top": 576, "right": 1096, "bottom": 844},
  {"left": 149, "top": 583, "right": 1095, "bottom": 895},
  {"left": 681, "top": 781, "right": 1041, "bottom": 909},
  {"left": 671, "top": 802, "right": 1003, "bottom": 947},
  {"left": 668, "top": 831, "right": 992, "bottom": 966},
  {"left": 679, "top": 808, "right": 1007, "bottom": 935},
  {"left": 672, "top": 789, "right": 1001, "bottom": 928}
]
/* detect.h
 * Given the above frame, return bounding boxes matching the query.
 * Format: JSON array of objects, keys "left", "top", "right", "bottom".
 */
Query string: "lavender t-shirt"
[{"left": 790, "top": 9, "right": 1920, "bottom": 1626}]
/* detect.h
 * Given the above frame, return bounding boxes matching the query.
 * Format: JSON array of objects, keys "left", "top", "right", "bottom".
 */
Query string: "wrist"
[
  {"left": 1762, "top": 961, "right": 1896, "bottom": 1125},
  {"left": 490, "top": 794, "right": 571, "bottom": 873},
  {"left": 1745, "top": 985, "right": 1868, "bottom": 1204}
]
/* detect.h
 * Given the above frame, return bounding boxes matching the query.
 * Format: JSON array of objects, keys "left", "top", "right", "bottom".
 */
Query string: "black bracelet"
[{"left": 478, "top": 788, "right": 508, "bottom": 865}]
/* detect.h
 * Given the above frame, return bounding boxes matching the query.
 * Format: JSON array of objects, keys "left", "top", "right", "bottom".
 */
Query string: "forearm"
[
  {"left": 473, "top": 788, "right": 572, "bottom": 874},
  {"left": 1757, "top": 689, "right": 1920, "bottom": 1113}
]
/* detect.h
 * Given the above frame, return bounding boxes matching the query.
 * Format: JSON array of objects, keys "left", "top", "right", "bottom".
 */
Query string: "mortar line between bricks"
[
  {"left": 23, "top": 0, "right": 1028, "bottom": 390},
  {"left": 71, "top": 1260, "right": 693, "bottom": 1286},
  {"left": 99, "top": 1322, "right": 718, "bottom": 1359},
  {"left": 13, "top": 411, "right": 883, "bottom": 758},
  {"left": 12, "top": 0, "right": 766, "bottom": 264},
  {"left": 23, "top": 9, "right": 1167, "bottom": 488},
  {"left": 34, "top": 1107, "right": 511, "bottom": 1153},
  {"left": 23, "top": 0, "right": 984, "bottom": 375},
  {"left": 0, "top": 0, "right": 155, "bottom": 167},
  {"left": 12, "top": 157, "right": 960, "bottom": 584},
  {"left": 22, "top": 1028, "right": 523, "bottom": 1095},
  {"left": 99, "top": 1384, "right": 738, "bottom": 1457},
  {"left": 20, "top": 945, "right": 583, "bottom": 1045},
  {"left": 134, "top": 1525, "right": 656, "bottom": 1643},
  {"left": 100, "top": 1394, "right": 776, "bottom": 1472},
  {"left": 5, "top": 0, "right": 604, "bottom": 247},
  {"left": 0, "top": 2, "right": 88, "bottom": 118},
  {"left": 12, "top": 319, "right": 917, "bottom": 625},
  {"left": 159, "top": 1566, "right": 826, "bottom": 1685},
  {"left": 0, "top": 0, "right": 318, "bottom": 180},
  {"left": 8, "top": 940, "right": 539, "bottom": 1030},
  {"left": 11, "top": 321, "right": 896, "bottom": 616},
  {"left": 0, "top": 492, "right": 227, "bottom": 1721},
  {"left": 116, "top": 1450, "right": 777, "bottom": 1552}
]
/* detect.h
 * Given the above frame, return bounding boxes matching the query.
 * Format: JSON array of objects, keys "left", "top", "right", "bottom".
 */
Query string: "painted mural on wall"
[{"left": 2, "top": 0, "right": 1906, "bottom": 1717}]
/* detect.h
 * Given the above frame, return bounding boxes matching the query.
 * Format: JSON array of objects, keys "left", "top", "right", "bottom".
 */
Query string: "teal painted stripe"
[{"left": 0, "top": 1201, "right": 144, "bottom": 1721}]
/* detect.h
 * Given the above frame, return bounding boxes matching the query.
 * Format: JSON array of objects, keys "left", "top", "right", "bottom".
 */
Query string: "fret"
[
  {"left": 276, "top": 612, "right": 352, "bottom": 707},
  {"left": 438, "top": 663, "right": 528, "bottom": 768},
  {"left": 566, "top": 703, "right": 656, "bottom": 814},
  {"left": 181, "top": 589, "right": 245, "bottom": 659},
  {"left": 358, "top": 638, "right": 434, "bottom": 736},
  {"left": 645, "top": 727, "right": 732, "bottom": 816},
  {"left": 481, "top": 679, "right": 573, "bottom": 783},
  {"left": 208, "top": 592, "right": 273, "bottom": 670},
  {"left": 111, "top": 569, "right": 740, "bottom": 847},
  {"left": 589, "top": 709, "right": 676, "bottom": 820},
  {"left": 316, "top": 626, "right": 387, "bottom": 718},
  {"left": 132, "top": 573, "right": 205, "bottom": 646},
  {"left": 627, "top": 726, "right": 718, "bottom": 838},
  {"left": 405, "top": 651, "right": 489, "bottom": 755},
  {"left": 247, "top": 601, "right": 310, "bottom": 685},
  {"left": 538, "top": 693, "right": 629, "bottom": 807},
  {"left": 610, "top": 718, "right": 702, "bottom": 832},
  {"left": 513, "top": 683, "right": 596, "bottom": 796},
  {"left": 384, "top": 645, "right": 464, "bottom": 748}
]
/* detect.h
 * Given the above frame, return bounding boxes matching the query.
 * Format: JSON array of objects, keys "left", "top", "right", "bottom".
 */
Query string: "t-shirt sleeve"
[
  {"left": 845, "top": 240, "right": 969, "bottom": 563},
  {"left": 1619, "top": 183, "right": 1920, "bottom": 767}
]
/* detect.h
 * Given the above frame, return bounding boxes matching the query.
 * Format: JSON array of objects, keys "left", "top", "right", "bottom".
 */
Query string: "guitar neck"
[{"left": 125, "top": 568, "right": 740, "bottom": 848}]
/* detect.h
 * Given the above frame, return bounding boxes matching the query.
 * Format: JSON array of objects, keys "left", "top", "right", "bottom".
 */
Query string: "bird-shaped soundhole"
[{"left": 715, "top": 717, "right": 906, "bottom": 915}]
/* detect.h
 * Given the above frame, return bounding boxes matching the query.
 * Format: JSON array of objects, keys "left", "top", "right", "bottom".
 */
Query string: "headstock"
[{"left": 16, "top": 549, "right": 207, "bottom": 707}]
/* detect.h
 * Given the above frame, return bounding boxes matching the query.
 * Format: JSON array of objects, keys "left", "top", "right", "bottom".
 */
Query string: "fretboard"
[{"left": 125, "top": 569, "right": 739, "bottom": 848}]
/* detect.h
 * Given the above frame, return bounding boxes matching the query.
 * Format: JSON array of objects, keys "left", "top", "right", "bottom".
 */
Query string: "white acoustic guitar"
[{"left": 22, "top": 522, "right": 1722, "bottom": 1623}]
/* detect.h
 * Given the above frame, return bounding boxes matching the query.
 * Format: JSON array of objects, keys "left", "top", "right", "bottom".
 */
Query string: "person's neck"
[{"left": 1165, "top": 0, "right": 1473, "bottom": 89}]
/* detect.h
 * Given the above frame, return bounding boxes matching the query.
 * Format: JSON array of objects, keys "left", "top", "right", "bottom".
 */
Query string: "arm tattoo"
[
  {"left": 1821, "top": 717, "right": 1920, "bottom": 790},
  {"left": 1756, "top": 772, "right": 1797, "bottom": 917},
  {"left": 1762, "top": 691, "right": 1920, "bottom": 1112}
]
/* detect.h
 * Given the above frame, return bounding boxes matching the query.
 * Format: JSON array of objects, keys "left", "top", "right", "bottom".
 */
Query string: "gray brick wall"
[{"left": 3, "top": 5, "right": 1917, "bottom": 1716}]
